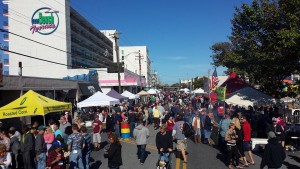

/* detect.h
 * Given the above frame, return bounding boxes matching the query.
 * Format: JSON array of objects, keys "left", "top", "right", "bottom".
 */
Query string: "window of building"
[
  {"left": 3, "top": 59, "right": 8, "bottom": 64},
  {"left": 3, "top": 71, "right": 9, "bottom": 75}
]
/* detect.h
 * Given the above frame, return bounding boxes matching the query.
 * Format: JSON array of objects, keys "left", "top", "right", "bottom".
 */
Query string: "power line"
[
  {"left": 0, "top": 48, "right": 78, "bottom": 68},
  {"left": 0, "top": 29, "right": 71, "bottom": 55}
]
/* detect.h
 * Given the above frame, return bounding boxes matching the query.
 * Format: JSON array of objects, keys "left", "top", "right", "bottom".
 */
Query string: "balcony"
[
  {"left": 3, "top": 34, "right": 8, "bottom": 41},
  {"left": 3, "top": 21, "right": 8, "bottom": 29},
  {"left": 2, "top": 9, "right": 8, "bottom": 16},
  {"left": 2, "top": 0, "right": 8, "bottom": 5}
]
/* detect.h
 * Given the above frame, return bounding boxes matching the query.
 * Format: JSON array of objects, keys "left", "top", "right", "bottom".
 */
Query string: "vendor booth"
[
  {"left": 77, "top": 91, "right": 120, "bottom": 108},
  {"left": 121, "top": 90, "right": 139, "bottom": 100},
  {"left": 106, "top": 89, "right": 129, "bottom": 102},
  {"left": 0, "top": 90, "right": 71, "bottom": 124}
]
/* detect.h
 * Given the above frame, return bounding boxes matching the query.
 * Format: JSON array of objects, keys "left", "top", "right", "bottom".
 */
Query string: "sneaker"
[{"left": 140, "top": 163, "right": 144, "bottom": 165}]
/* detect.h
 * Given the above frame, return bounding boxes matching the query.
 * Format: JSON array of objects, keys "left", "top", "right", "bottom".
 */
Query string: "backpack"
[{"left": 182, "top": 122, "right": 194, "bottom": 138}]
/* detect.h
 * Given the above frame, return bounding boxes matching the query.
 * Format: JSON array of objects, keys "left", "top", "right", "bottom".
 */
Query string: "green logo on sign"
[{"left": 33, "top": 108, "right": 37, "bottom": 114}]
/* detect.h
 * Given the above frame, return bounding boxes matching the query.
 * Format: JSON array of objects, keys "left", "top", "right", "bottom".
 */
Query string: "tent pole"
[{"left": 43, "top": 116, "right": 46, "bottom": 126}]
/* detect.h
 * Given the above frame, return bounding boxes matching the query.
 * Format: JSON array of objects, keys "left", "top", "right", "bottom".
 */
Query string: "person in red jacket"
[{"left": 241, "top": 115, "right": 255, "bottom": 165}]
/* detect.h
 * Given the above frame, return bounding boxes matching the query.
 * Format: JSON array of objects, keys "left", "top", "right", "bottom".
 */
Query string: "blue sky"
[{"left": 1, "top": 0, "right": 251, "bottom": 84}]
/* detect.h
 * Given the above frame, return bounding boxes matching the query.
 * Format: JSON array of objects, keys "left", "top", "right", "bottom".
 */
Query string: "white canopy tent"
[
  {"left": 137, "top": 90, "right": 150, "bottom": 96},
  {"left": 77, "top": 91, "right": 120, "bottom": 108},
  {"left": 193, "top": 88, "right": 207, "bottom": 94},
  {"left": 148, "top": 88, "right": 161, "bottom": 94},
  {"left": 280, "top": 97, "right": 296, "bottom": 103},
  {"left": 179, "top": 88, "right": 190, "bottom": 93},
  {"left": 225, "top": 87, "right": 275, "bottom": 107},
  {"left": 121, "top": 90, "right": 139, "bottom": 99}
]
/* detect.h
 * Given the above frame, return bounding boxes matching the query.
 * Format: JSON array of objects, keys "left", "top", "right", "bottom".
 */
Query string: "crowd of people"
[{"left": 0, "top": 90, "right": 290, "bottom": 169}]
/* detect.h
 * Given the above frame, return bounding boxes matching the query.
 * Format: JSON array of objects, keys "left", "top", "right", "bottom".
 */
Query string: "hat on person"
[
  {"left": 37, "top": 125, "right": 46, "bottom": 131},
  {"left": 9, "top": 127, "right": 16, "bottom": 131},
  {"left": 52, "top": 141, "right": 61, "bottom": 149},
  {"left": 267, "top": 131, "right": 276, "bottom": 138},
  {"left": 272, "top": 117, "right": 277, "bottom": 122}
]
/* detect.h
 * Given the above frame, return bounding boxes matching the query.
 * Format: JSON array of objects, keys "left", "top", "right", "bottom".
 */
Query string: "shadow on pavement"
[
  {"left": 288, "top": 154, "right": 300, "bottom": 163},
  {"left": 100, "top": 141, "right": 109, "bottom": 150},
  {"left": 144, "top": 151, "right": 151, "bottom": 162},
  {"left": 282, "top": 161, "right": 300, "bottom": 169},
  {"left": 91, "top": 161, "right": 102, "bottom": 168},
  {"left": 216, "top": 153, "right": 227, "bottom": 166}
]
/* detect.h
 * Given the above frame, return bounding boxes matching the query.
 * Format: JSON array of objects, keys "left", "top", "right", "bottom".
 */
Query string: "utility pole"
[
  {"left": 110, "top": 32, "right": 121, "bottom": 93},
  {"left": 135, "top": 50, "right": 143, "bottom": 90}
]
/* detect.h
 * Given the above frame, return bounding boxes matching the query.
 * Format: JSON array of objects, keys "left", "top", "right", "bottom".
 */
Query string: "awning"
[{"left": 78, "top": 83, "right": 102, "bottom": 96}]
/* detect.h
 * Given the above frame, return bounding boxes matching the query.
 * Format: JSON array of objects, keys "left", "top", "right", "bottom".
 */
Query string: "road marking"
[
  {"left": 175, "top": 158, "right": 180, "bottom": 169},
  {"left": 121, "top": 139, "right": 157, "bottom": 149},
  {"left": 119, "top": 138, "right": 157, "bottom": 151},
  {"left": 183, "top": 161, "right": 187, "bottom": 169}
]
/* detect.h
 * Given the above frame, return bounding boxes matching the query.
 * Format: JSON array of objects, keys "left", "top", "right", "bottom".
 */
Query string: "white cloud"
[{"left": 169, "top": 56, "right": 186, "bottom": 60}]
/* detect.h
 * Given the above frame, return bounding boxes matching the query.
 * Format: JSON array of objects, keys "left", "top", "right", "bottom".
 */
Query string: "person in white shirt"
[{"left": 192, "top": 113, "right": 202, "bottom": 144}]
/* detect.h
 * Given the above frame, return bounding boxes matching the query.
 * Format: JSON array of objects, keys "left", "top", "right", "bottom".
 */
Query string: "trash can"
[{"left": 121, "top": 122, "right": 130, "bottom": 138}]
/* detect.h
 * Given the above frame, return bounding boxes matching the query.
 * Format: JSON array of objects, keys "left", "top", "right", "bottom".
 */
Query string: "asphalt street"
[{"left": 88, "top": 125, "right": 300, "bottom": 169}]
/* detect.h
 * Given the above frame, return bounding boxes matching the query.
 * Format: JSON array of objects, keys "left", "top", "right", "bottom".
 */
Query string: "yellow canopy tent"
[{"left": 0, "top": 90, "right": 71, "bottom": 123}]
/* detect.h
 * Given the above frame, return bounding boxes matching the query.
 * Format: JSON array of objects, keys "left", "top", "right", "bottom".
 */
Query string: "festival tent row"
[{"left": 0, "top": 90, "right": 71, "bottom": 124}]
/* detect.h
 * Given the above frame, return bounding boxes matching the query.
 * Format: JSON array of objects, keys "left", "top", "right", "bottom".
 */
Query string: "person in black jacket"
[
  {"left": 260, "top": 131, "right": 286, "bottom": 169},
  {"left": 268, "top": 117, "right": 285, "bottom": 147},
  {"left": 105, "top": 133, "right": 122, "bottom": 169},
  {"left": 20, "top": 125, "right": 35, "bottom": 169},
  {"left": 156, "top": 124, "right": 173, "bottom": 163},
  {"left": 128, "top": 110, "right": 137, "bottom": 138}
]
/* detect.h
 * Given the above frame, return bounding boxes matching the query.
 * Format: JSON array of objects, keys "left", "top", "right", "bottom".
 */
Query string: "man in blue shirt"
[
  {"left": 81, "top": 126, "right": 92, "bottom": 169},
  {"left": 67, "top": 124, "right": 84, "bottom": 169},
  {"left": 218, "top": 113, "right": 232, "bottom": 152}
]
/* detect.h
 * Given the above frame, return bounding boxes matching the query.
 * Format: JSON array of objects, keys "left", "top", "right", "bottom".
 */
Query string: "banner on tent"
[{"left": 216, "top": 87, "right": 226, "bottom": 101}]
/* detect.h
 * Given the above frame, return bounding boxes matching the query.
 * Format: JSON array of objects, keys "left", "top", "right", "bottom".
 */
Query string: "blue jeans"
[
  {"left": 109, "top": 166, "right": 120, "bottom": 169},
  {"left": 82, "top": 151, "right": 91, "bottom": 169},
  {"left": 130, "top": 122, "right": 136, "bottom": 138},
  {"left": 137, "top": 144, "right": 146, "bottom": 163},
  {"left": 69, "top": 149, "right": 84, "bottom": 169},
  {"left": 114, "top": 124, "right": 120, "bottom": 137},
  {"left": 159, "top": 152, "right": 171, "bottom": 163},
  {"left": 36, "top": 152, "right": 46, "bottom": 169}
]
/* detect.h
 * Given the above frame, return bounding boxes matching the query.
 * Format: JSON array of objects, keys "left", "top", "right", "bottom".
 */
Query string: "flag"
[
  {"left": 211, "top": 68, "right": 219, "bottom": 90},
  {"left": 216, "top": 87, "right": 226, "bottom": 101}
]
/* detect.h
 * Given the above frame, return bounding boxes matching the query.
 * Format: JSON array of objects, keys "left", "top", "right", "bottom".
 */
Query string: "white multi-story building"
[
  {"left": 2, "top": 0, "right": 119, "bottom": 87},
  {"left": 120, "top": 46, "right": 152, "bottom": 87}
]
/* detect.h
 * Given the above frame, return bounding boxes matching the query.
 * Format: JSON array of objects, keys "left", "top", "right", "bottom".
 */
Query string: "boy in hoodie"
[
  {"left": 260, "top": 131, "right": 286, "bottom": 169},
  {"left": 133, "top": 120, "right": 150, "bottom": 165}
]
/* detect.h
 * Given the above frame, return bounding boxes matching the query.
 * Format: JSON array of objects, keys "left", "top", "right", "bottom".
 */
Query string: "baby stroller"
[{"left": 156, "top": 152, "right": 171, "bottom": 169}]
